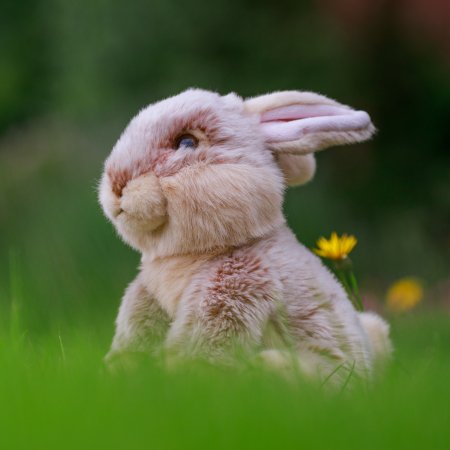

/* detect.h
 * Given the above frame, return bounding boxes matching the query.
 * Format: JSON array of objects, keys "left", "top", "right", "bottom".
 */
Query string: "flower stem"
[
  {"left": 333, "top": 259, "right": 364, "bottom": 312},
  {"left": 347, "top": 270, "right": 364, "bottom": 311}
]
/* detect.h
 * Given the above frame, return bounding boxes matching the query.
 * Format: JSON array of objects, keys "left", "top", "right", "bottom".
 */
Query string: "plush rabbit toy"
[{"left": 99, "top": 89, "right": 391, "bottom": 381}]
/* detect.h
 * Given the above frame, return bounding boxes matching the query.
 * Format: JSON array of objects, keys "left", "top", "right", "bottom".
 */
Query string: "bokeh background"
[{"left": 1, "top": 0, "right": 449, "bottom": 333}]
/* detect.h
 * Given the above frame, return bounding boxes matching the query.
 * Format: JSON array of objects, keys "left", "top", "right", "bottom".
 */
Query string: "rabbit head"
[{"left": 99, "top": 89, "right": 374, "bottom": 256}]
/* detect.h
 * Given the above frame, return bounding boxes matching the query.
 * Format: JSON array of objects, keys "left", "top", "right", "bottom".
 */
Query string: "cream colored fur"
[{"left": 99, "top": 88, "right": 390, "bottom": 384}]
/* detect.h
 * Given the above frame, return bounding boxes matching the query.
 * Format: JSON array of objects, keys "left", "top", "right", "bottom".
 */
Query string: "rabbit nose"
[{"left": 108, "top": 168, "right": 132, "bottom": 198}]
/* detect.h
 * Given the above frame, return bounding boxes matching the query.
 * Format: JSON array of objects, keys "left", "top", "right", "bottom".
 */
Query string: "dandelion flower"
[
  {"left": 386, "top": 278, "right": 424, "bottom": 312},
  {"left": 313, "top": 232, "right": 357, "bottom": 261}
]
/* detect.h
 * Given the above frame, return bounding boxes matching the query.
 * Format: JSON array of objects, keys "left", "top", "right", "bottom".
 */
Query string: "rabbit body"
[{"left": 99, "top": 88, "right": 391, "bottom": 380}]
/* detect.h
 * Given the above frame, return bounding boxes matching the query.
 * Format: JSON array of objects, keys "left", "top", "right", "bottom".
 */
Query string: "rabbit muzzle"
[{"left": 116, "top": 172, "right": 167, "bottom": 230}]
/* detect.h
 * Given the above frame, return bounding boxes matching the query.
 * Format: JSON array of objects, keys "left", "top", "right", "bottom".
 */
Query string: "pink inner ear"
[
  {"left": 259, "top": 104, "right": 371, "bottom": 143},
  {"left": 260, "top": 104, "right": 347, "bottom": 122}
]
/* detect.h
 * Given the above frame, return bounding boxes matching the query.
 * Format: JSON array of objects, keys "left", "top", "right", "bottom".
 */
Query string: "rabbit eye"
[{"left": 175, "top": 134, "right": 198, "bottom": 150}]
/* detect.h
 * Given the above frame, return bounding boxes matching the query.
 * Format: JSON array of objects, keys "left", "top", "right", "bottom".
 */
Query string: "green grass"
[{"left": 0, "top": 304, "right": 449, "bottom": 450}]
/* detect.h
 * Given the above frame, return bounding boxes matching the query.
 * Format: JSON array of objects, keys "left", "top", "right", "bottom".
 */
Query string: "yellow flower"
[
  {"left": 313, "top": 232, "right": 357, "bottom": 260},
  {"left": 386, "top": 278, "right": 424, "bottom": 312}
]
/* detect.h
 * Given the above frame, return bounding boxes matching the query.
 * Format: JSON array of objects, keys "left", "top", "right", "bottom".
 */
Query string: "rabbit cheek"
[
  {"left": 159, "top": 164, "right": 284, "bottom": 253},
  {"left": 117, "top": 172, "right": 167, "bottom": 234}
]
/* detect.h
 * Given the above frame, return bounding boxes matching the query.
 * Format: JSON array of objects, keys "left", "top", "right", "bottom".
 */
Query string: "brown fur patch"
[
  {"left": 107, "top": 108, "right": 233, "bottom": 194},
  {"left": 204, "top": 253, "right": 272, "bottom": 325},
  {"left": 154, "top": 108, "right": 224, "bottom": 149},
  {"left": 107, "top": 150, "right": 172, "bottom": 197},
  {"left": 108, "top": 166, "right": 132, "bottom": 197}
]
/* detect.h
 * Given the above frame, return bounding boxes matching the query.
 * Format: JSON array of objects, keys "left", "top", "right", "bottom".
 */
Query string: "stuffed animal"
[{"left": 99, "top": 89, "right": 391, "bottom": 382}]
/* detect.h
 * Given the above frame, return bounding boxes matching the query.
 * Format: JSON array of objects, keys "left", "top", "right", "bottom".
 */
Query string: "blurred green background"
[{"left": 1, "top": 0, "right": 449, "bottom": 331}]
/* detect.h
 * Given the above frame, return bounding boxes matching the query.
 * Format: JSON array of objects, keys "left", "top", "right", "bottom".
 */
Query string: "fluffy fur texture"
[{"left": 99, "top": 88, "right": 391, "bottom": 383}]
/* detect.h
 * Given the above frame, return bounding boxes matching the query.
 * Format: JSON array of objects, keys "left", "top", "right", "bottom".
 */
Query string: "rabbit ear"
[
  {"left": 275, "top": 153, "right": 316, "bottom": 187},
  {"left": 244, "top": 91, "right": 375, "bottom": 155}
]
